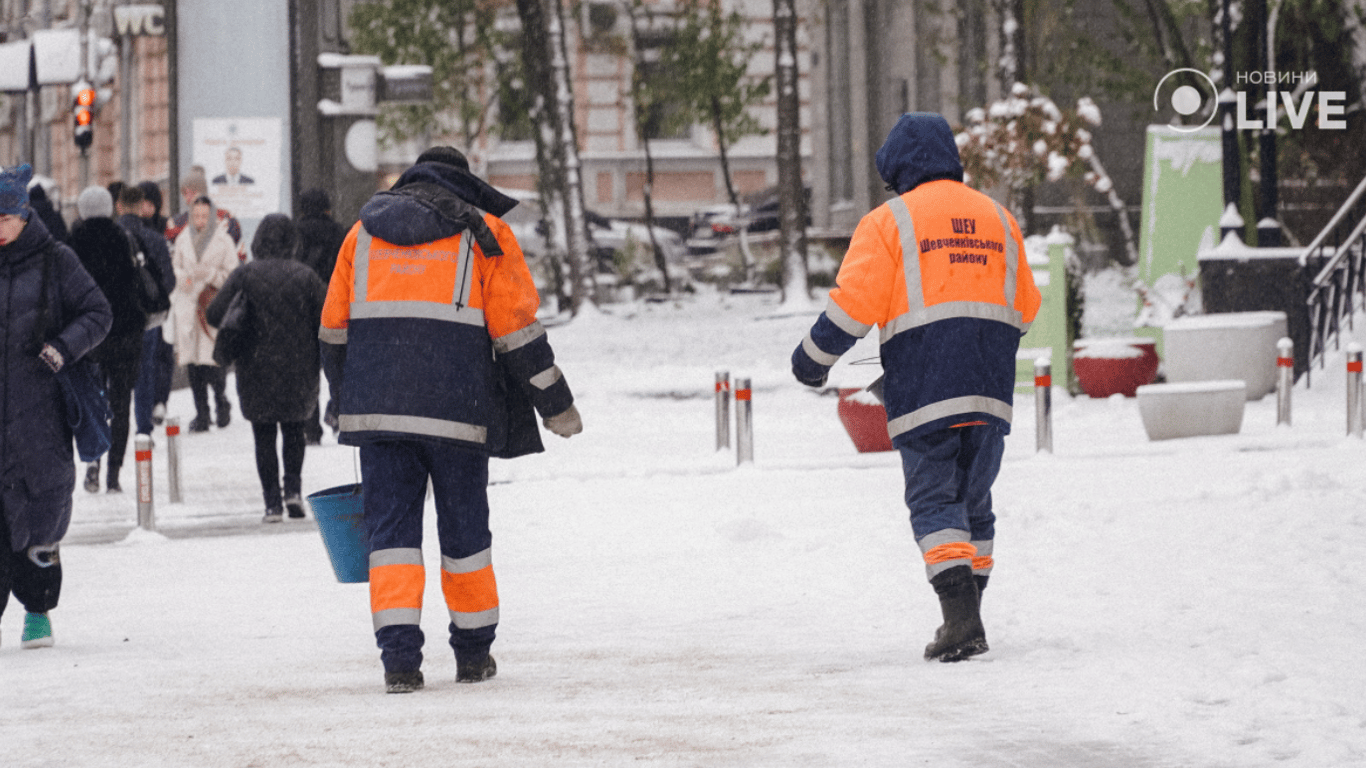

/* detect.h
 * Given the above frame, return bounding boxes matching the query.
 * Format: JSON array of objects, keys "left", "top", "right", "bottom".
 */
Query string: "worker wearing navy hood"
[
  {"left": 791, "top": 113, "right": 1041, "bottom": 663},
  {"left": 320, "top": 147, "right": 581, "bottom": 693}
]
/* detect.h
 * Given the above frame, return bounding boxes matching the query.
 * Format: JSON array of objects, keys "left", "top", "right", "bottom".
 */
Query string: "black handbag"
[
  {"left": 212, "top": 289, "right": 256, "bottom": 368},
  {"left": 35, "top": 242, "right": 112, "bottom": 462}
]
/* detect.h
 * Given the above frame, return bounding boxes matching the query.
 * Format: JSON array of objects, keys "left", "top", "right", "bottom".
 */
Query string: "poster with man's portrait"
[{"left": 192, "top": 117, "right": 281, "bottom": 219}]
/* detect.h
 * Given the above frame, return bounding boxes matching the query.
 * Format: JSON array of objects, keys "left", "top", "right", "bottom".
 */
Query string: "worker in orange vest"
[
  {"left": 320, "top": 147, "right": 582, "bottom": 693},
  {"left": 792, "top": 113, "right": 1041, "bottom": 662}
]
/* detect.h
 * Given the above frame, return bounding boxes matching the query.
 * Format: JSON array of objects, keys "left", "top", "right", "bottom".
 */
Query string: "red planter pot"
[
  {"left": 1073, "top": 338, "right": 1160, "bottom": 398},
  {"left": 837, "top": 388, "right": 894, "bottom": 453}
]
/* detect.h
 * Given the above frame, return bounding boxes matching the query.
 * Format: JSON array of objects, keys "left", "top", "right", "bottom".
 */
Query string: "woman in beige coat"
[{"left": 170, "top": 195, "right": 237, "bottom": 432}]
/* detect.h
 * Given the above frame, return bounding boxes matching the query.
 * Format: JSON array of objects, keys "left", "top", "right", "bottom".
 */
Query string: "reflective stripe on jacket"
[
  {"left": 320, "top": 212, "right": 570, "bottom": 452},
  {"left": 797, "top": 179, "right": 1041, "bottom": 442}
]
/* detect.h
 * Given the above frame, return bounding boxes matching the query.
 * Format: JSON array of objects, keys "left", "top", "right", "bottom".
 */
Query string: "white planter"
[
  {"left": 1163, "top": 311, "right": 1288, "bottom": 400},
  {"left": 1136, "top": 380, "right": 1247, "bottom": 440}
]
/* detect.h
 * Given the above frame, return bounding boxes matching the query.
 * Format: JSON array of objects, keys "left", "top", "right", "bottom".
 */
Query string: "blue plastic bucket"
[{"left": 307, "top": 483, "right": 370, "bottom": 583}]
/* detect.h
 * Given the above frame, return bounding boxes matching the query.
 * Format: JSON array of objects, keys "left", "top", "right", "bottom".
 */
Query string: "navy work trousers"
[
  {"left": 897, "top": 423, "right": 1005, "bottom": 544},
  {"left": 360, "top": 440, "right": 495, "bottom": 673}
]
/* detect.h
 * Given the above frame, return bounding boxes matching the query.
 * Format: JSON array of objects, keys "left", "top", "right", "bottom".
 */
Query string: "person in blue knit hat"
[{"left": 0, "top": 164, "right": 112, "bottom": 650}]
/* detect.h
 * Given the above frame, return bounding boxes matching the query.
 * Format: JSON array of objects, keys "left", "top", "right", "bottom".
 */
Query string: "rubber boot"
[{"left": 923, "top": 565, "right": 988, "bottom": 662}]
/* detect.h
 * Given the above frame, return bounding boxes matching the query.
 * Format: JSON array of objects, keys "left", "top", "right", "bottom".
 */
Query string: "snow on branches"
[
  {"left": 956, "top": 83, "right": 1137, "bottom": 264},
  {"left": 955, "top": 83, "right": 1105, "bottom": 195}
]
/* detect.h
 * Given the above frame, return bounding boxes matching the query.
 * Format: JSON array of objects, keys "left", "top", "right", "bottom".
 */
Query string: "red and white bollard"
[
  {"left": 1276, "top": 337, "right": 1293, "bottom": 427},
  {"left": 1034, "top": 357, "right": 1052, "bottom": 453},
  {"left": 166, "top": 416, "right": 183, "bottom": 503},
  {"left": 735, "top": 377, "right": 753, "bottom": 465},
  {"left": 135, "top": 434, "right": 155, "bottom": 531},
  {"left": 1348, "top": 343, "right": 1363, "bottom": 438},
  {"left": 715, "top": 371, "right": 731, "bottom": 451}
]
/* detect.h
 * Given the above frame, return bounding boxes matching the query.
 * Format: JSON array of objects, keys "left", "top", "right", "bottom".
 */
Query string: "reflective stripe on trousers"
[
  {"left": 370, "top": 547, "right": 424, "bottom": 631},
  {"left": 441, "top": 548, "right": 499, "bottom": 629}
]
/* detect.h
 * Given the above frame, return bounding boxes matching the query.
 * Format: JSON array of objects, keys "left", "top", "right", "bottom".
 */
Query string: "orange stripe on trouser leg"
[
  {"left": 370, "top": 563, "right": 425, "bottom": 613},
  {"left": 923, "top": 542, "right": 977, "bottom": 566},
  {"left": 971, "top": 555, "right": 994, "bottom": 573},
  {"left": 441, "top": 565, "right": 500, "bottom": 614}
]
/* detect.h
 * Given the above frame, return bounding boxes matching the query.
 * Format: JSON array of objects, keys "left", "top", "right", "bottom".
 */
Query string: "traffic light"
[{"left": 73, "top": 81, "right": 95, "bottom": 150}]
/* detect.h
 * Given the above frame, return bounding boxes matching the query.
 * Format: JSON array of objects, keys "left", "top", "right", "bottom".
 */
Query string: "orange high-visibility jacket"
[
  {"left": 319, "top": 189, "right": 571, "bottom": 455},
  {"left": 797, "top": 179, "right": 1041, "bottom": 442}
]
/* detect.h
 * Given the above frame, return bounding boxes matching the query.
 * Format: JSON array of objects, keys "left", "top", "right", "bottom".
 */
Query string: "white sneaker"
[{"left": 152, "top": 403, "right": 166, "bottom": 425}]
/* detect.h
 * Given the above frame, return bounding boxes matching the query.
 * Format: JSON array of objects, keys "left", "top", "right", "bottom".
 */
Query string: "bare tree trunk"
[
  {"left": 516, "top": 0, "right": 591, "bottom": 314},
  {"left": 710, "top": 96, "right": 753, "bottom": 284},
  {"left": 625, "top": 1, "right": 672, "bottom": 294},
  {"left": 774, "top": 0, "right": 809, "bottom": 304},
  {"left": 550, "top": 0, "right": 593, "bottom": 308}
]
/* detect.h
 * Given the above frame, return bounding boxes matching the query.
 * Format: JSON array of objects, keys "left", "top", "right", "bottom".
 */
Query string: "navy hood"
[{"left": 875, "top": 113, "right": 964, "bottom": 195}]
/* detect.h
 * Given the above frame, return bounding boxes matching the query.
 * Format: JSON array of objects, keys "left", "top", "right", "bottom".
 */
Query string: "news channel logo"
[{"left": 1153, "top": 68, "right": 1219, "bottom": 132}]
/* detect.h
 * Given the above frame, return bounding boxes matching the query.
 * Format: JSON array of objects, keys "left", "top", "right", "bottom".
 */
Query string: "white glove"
[{"left": 543, "top": 404, "right": 582, "bottom": 438}]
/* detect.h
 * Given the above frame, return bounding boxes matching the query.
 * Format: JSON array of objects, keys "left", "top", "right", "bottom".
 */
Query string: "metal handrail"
[
  {"left": 1308, "top": 175, "right": 1366, "bottom": 286},
  {"left": 1303, "top": 175, "right": 1366, "bottom": 383}
]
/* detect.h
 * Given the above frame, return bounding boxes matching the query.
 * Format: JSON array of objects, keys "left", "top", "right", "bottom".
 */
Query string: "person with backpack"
[
  {"left": 0, "top": 165, "right": 112, "bottom": 649},
  {"left": 115, "top": 185, "right": 175, "bottom": 438},
  {"left": 69, "top": 187, "right": 149, "bottom": 493}
]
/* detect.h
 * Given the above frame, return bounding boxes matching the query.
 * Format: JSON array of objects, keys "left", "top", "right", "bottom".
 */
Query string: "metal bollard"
[
  {"left": 135, "top": 434, "right": 155, "bottom": 531},
  {"left": 166, "top": 417, "right": 183, "bottom": 503},
  {"left": 714, "top": 371, "right": 731, "bottom": 451},
  {"left": 735, "top": 377, "right": 753, "bottom": 465},
  {"left": 1276, "top": 337, "right": 1294, "bottom": 427},
  {"left": 1348, "top": 344, "right": 1363, "bottom": 438},
  {"left": 1034, "top": 357, "right": 1053, "bottom": 453}
]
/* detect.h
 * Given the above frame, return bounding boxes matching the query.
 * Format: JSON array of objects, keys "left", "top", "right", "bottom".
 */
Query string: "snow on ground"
[{"left": 3, "top": 283, "right": 1365, "bottom": 767}]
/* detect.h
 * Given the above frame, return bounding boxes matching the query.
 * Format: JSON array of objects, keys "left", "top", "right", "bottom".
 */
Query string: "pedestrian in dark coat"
[
  {"left": 117, "top": 185, "right": 175, "bottom": 437},
  {"left": 295, "top": 188, "right": 347, "bottom": 443},
  {"left": 135, "top": 181, "right": 174, "bottom": 425},
  {"left": 69, "top": 186, "right": 147, "bottom": 493},
  {"left": 205, "top": 213, "right": 326, "bottom": 522},
  {"left": 26, "top": 181, "right": 69, "bottom": 244},
  {"left": 0, "top": 164, "right": 112, "bottom": 649}
]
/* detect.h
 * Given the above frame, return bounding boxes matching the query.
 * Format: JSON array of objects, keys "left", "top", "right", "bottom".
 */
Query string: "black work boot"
[
  {"left": 923, "top": 565, "right": 988, "bottom": 662},
  {"left": 384, "top": 670, "right": 424, "bottom": 694},
  {"left": 975, "top": 574, "right": 989, "bottom": 598},
  {"left": 456, "top": 654, "right": 497, "bottom": 683}
]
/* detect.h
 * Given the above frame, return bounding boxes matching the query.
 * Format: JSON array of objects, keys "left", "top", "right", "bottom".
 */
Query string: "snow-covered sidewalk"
[{"left": 4, "top": 292, "right": 1364, "bottom": 767}]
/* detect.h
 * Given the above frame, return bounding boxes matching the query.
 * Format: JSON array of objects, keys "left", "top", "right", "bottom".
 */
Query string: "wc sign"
[
  {"left": 1154, "top": 68, "right": 1348, "bottom": 132},
  {"left": 114, "top": 4, "right": 165, "bottom": 37}
]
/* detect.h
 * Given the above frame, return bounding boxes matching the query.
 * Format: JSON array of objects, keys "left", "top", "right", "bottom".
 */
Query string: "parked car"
[
  {"left": 585, "top": 209, "right": 686, "bottom": 265},
  {"left": 495, "top": 189, "right": 684, "bottom": 269},
  {"left": 686, "top": 185, "right": 810, "bottom": 254}
]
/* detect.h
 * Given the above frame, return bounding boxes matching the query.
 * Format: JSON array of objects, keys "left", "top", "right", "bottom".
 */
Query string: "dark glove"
[
  {"left": 39, "top": 343, "right": 65, "bottom": 373},
  {"left": 791, "top": 344, "right": 829, "bottom": 388},
  {"left": 543, "top": 404, "right": 582, "bottom": 438}
]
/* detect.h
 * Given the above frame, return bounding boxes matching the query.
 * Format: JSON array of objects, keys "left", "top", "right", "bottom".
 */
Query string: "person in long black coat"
[
  {"left": 0, "top": 164, "right": 112, "bottom": 649},
  {"left": 69, "top": 186, "right": 147, "bottom": 493},
  {"left": 205, "top": 214, "right": 326, "bottom": 522},
  {"left": 295, "top": 189, "right": 347, "bottom": 443}
]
